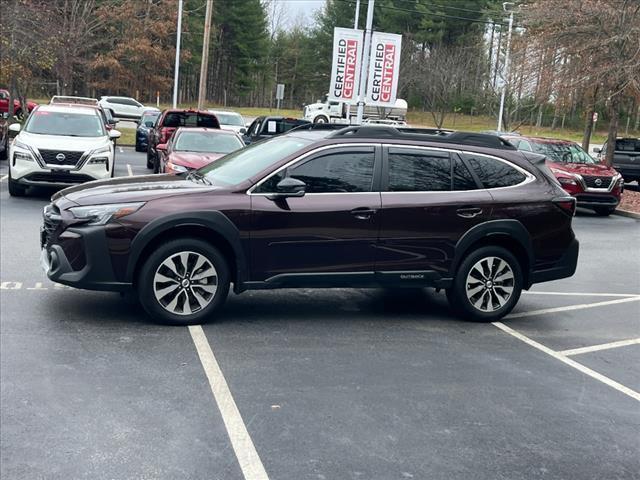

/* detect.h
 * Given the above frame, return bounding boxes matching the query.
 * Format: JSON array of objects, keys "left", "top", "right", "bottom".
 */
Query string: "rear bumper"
[{"left": 530, "top": 238, "right": 579, "bottom": 285}]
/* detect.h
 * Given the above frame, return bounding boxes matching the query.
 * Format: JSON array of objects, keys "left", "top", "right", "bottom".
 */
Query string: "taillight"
[{"left": 553, "top": 196, "right": 576, "bottom": 216}]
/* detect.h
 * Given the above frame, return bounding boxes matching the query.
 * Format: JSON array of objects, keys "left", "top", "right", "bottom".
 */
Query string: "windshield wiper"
[{"left": 186, "top": 170, "right": 212, "bottom": 185}]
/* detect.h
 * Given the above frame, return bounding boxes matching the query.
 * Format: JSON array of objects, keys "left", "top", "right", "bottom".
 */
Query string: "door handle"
[
  {"left": 456, "top": 207, "right": 482, "bottom": 218},
  {"left": 350, "top": 207, "right": 377, "bottom": 220}
]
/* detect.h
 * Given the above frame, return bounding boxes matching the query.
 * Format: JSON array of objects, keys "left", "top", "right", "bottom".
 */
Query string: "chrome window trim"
[
  {"left": 247, "top": 143, "right": 379, "bottom": 195},
  {"left": 381, "top": 144, "right": 535, "bottom": 193}
]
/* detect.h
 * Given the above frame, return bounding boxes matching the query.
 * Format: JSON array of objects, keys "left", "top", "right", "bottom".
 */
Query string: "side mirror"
[
  {"left": 108, "top": 129, "right": 121, "bottom": 139},
  {"left": 593, "top": 147, "right": 601, "bottom": 154},
  {"left": 239, "top": 127, "right": 247, "bottom": 135},
  {"left": 156, "top": 143, "right": 167, "bottom": 151},
  {"left": 145, "top": 121, "right": 154, "bottom": 128},
  {"left": 267, "top": 177, "right": 306, "bottom": 200},
  {"left": 8, "top": 123, "right": 21, "bottom": 133}
]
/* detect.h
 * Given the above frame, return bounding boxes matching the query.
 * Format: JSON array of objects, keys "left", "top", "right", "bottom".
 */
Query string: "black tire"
[
  {"left": 15, "top": 109, "right": 24, "bottom": 121},
  {"left": 137, "top": 238, "right": 230, "bottom": 325},
  {"left": 446, "top": 246, "right": 523, "bottom": 322},
  {"left": 314, "top": 115, "right": 329, "bottom": 124},
  {"left": 7, "top": 169, "right": 26, "bottom": 197},
  {"left": 135, "top": 143, "right": 143, "bottom": 152},
  {"left": 146, "top": 148, "right": 155, "bottom": 169},
  {"left": 593, "top": 206, "right": 615, "bottom": 216}
]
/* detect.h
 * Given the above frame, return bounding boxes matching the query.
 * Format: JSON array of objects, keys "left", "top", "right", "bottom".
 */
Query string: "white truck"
[{"left": 303, "top": 95, "right": 408, "bottom": 124}]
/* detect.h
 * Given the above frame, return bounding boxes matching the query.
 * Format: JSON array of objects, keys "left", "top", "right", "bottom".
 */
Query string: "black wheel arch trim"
[
  {"left": 125, "top": 211, "right": 247, "bottom": 287},
  {"left": 451, "top": 219, "right": 533, "bottom": 281}
]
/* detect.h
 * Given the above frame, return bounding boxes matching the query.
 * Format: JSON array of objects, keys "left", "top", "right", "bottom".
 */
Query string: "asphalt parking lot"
[{"left": 1, "top": 147, "right": 639, "bottom": 480}]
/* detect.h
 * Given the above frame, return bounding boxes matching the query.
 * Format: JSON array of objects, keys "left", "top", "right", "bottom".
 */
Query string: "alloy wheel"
[
  {"left": 465, "top": 256, "right": 514, "bottom": 312},
  {"left": 153, "top": 251, "right": 218, "bottom": 315}
]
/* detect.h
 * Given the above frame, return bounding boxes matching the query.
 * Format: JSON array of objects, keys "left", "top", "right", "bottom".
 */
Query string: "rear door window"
[
  {"left": 453, "top": 157, "right": 479, "bottom": 191},
  {"left": 464, "top": 154, "right": 527, "bottom": 189},
  {"left": 387, "top": 148, "right": 451, "bottom": 192}
]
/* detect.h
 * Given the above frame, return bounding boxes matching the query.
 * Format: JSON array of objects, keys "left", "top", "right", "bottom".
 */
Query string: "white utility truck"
[{"left": 303, "top": 95, "right": 407, "bottom": 124}]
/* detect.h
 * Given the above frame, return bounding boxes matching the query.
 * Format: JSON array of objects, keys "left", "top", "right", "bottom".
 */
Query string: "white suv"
[
  {"left": 98, "top": 96, "right": 149, "bottom": 120},
  {"left": 8, "top": 104, "right": 120, "bottom": 196}
]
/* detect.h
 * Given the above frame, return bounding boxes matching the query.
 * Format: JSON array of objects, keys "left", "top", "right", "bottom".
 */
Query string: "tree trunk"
[
  {"left": 635, "top": 103, "right": 640, "bottom": 132},
  {"left": 581, "top": 86, "right": 598, "bottom": 151},
  {"left": 604, "top": 92, "right": 621, "bottom": 167}
]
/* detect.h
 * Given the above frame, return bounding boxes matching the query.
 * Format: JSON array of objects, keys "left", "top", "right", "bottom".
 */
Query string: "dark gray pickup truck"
[{"left": 597, "top": 138, "right": 640, "bottom": 183}]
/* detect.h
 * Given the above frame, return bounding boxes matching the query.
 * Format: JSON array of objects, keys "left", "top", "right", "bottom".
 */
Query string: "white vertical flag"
[
  {"left": 365, "top": 31, "right": 402, "bottom": 107},
  {"left": 328, "top": 27, "right": 364, "bottom": 105}
]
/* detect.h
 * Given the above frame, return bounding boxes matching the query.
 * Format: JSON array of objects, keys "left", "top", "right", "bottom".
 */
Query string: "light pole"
[
  {"left": 172, "top": 0, "right": 184, "bottom": 109},
  {"left": 356, "top": 0, "right": 375, "bottom": 125},
  {"left": 497, "top": 2, "right": 515, "bottom": 132}
]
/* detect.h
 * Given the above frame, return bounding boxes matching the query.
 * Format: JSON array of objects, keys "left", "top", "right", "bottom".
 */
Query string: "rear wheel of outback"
[
  {"left": 593, "top": 206, "right": 615, "bottom": 216},
  {"left": 446, "top": 246, "right": 522, "bottom": 322},
  {"left": 137, "top": 239, "right": 230, "bottom": 325},
  {"left": 8, "top": 169, "right": 26, "bottom": 197}
]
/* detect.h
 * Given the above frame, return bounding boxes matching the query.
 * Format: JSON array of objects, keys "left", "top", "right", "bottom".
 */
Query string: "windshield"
[
  {"left": 214, "top": 113, "right": 244, "bottom": 126},
  {"left": 141, "top": 112, "right": 159, "bottom": 124},
  {"left": 174, "top": 131, "right": 243, "bottom": 154},
  {"left": 197, "top": 136, "right": 313, "bottom": 186},
  {"left": 25, "top": 110, "right": 105, "bottom": 137},
  {"left": 530, "top": 141, "right": 598, "bottom": 164}
]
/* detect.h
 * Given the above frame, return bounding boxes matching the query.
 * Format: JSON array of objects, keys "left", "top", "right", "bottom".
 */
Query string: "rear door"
[
  {"left": 376, "top": 146, "right": 493, "bottom": 277},
  {"left": 250, "top": 144, "right": 382, "bottom": 282}
]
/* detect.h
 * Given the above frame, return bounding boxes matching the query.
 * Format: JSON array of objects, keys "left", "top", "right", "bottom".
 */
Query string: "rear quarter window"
[{"left": 464, "top": 154, "right": 527, "bottom": 189}]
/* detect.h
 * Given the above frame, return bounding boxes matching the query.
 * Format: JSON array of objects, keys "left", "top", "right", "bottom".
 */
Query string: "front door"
[
  {"left": 250, "top": 145, "right": 381, "bottom": 282},
  {"left": 376, "top": 146, "right": 493, "bottom": 277}
]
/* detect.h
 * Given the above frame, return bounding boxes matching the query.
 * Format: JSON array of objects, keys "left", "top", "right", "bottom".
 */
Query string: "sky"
[{"left": 273, "top": 0, "right": 325, "bottom": 28}]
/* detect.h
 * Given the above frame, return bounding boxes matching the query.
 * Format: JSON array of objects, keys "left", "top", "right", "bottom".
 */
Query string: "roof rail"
[
  {"left": 289, "top": 123, "right": 347, "bottom": 132},
  {"left": 328, "top": 126, "right": 516, "bottom": 150}
]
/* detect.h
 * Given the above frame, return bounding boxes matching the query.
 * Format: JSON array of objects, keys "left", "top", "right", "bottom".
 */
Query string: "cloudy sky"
[{"left": 273, "top": 0, "right": 325, "bottom": 28}]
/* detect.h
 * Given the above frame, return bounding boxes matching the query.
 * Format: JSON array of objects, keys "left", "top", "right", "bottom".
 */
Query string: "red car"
[
  {"left": 0, "top": 89, "right": 38, "bottom": 119},
  {"left": 156, "top": 127, "right": 245, "bottom": 174},
  {"left": 147, "top": 109, "right": 221, "bottom": 172},
  {"left": 504, "top": 135, "right": 623, "bottom": 216}
]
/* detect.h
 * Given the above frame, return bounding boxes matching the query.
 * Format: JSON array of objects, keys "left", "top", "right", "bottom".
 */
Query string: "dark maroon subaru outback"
[{"left": 41, "top": 126, "right": 579, "bottom": 324}]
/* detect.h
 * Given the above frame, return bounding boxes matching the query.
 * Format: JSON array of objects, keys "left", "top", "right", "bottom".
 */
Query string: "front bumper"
[
  {"left": 42, "top": 225, "right": 132, "bottom": 292},
  {"left": 530, "top": 238, "right": 579, "bottom": 285},
  {"left": 574, "top": 194, "right": 620, "bottom": 207}
]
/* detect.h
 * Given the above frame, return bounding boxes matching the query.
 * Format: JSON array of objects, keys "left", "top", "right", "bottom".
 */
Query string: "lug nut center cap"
[
  {"left": 181, "top": 279, "right": 190, "bottom": 288},
  {"left": 485, "top": 280, "right": 493, "bottom": 288}
]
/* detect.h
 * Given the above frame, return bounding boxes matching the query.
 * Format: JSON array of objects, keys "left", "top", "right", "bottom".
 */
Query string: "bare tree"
[{"left": 523, "top": 0, "right": 640, "bottom": 164}]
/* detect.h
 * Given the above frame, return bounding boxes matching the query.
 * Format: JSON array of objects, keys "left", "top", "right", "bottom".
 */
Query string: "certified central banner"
[
  {"left": 365, "top": 31, "right": 402, "bottom": 107},
  {"left": 328, "top": 27, "right": 363, "bottom": 105}
]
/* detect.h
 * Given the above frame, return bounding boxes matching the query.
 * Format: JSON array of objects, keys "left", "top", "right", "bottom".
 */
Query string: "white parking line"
[
  {"left": 493, "top": 322, "right": 640, "bottom": 402},
  {"left": 127, "top": 164, "right": 133, "bottom": 177},
  {"left": 559, "top": 338, "right": 640, "bottom": 356},
  {"left": 188, "top": 325, "right": 269, "bottom": 480},
  {"left": 507, "top": 296, "right": 640, "bottom": 319},
  {"left": 0, "top": 174, "right": 7, "bottom": 181},
  {"left": 119, "top": 146, "right": 124, "bottom": 153},
  {"left": 523, "top": 291, "right": 639, "bottom": 298}
]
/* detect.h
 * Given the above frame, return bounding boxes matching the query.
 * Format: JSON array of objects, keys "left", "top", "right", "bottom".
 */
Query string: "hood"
[
  {"left": 170, "top": 151, "right": 226, "bottom": 169},
  {"left": 52, "top": 173, "right": 216, "bottom": 206},
  {"left": 547, "top": 160, "right": 618, "bottom": 177},
  {"left": 17, "top": 131, "right": 110, "bottom": 152}
]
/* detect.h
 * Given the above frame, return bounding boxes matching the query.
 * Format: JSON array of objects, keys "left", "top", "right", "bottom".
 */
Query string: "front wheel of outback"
[
  {"left": 137, "top": 239, "right": 230, "bottom": 325},
  {"left": 446, "top": 246, "right": 523, "bottom": 322}
]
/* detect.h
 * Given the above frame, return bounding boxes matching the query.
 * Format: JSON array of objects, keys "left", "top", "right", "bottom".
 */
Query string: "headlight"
[
  {"left": 166, "top": 162, "right": 188, "bottom": 173},
  {"left": 90, "top": 145, "right": 111, "bottom": 156},
  {"left": 558, "top": 177, "right": 578, "bottom": 186},
  {"left": 14, "top": 151, "right": 35, "bottom": 162},
  {"left": 68, "top": 202, "right": 145, "bottom": 225}
]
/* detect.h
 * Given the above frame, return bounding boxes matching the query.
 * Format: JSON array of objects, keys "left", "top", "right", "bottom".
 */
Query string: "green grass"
[
  {"left": 32, "top": 96, "right": 635, "bottom": 146},
  {"left": 116, "top": 128, "right": 136, "bottom": 146}
]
